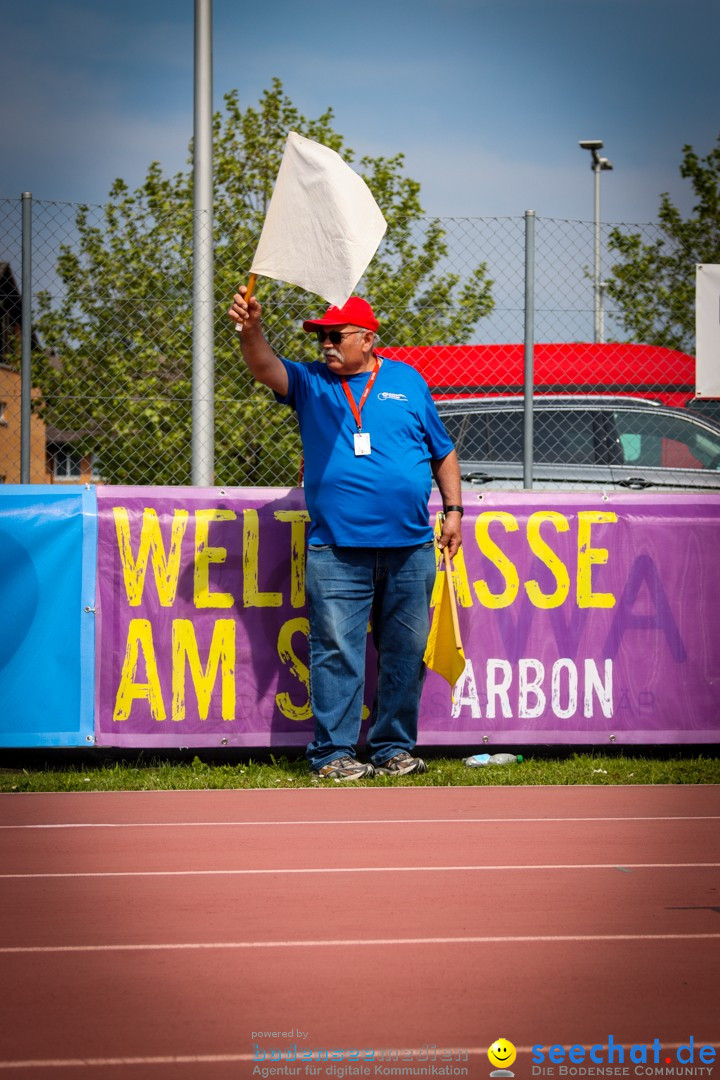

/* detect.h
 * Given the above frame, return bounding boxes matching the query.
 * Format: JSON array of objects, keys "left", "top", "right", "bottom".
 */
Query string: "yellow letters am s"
[
  {"left": 172, "top": 618, "right": 236, "bottom": 720},
  {"left": 113, "top": 617, "right": 237, "bottom": 722},
  {"left": 276, "top": 617, "right": 312, "bottom": 722},
  {"left": 113, "top": 618, "right": 166, "bottom": 721}
]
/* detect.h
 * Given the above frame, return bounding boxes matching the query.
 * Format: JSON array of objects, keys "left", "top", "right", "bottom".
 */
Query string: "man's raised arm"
[{"left": 227, "top": 287, "right": 289, "bottom": 397}]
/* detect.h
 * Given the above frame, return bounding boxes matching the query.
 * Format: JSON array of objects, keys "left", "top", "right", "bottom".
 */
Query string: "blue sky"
[{"left": 1, "top": 0, "right": 718, "bottom": 224}]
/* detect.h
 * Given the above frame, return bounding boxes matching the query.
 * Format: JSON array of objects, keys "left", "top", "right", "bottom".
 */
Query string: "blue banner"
[{"left": 0, "top": 486, "right": 96, "bottom": 746}]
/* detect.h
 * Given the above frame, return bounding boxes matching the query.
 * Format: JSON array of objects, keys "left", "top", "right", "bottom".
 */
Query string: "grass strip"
[{"left": 1, "top": 750, "right": 719, "bottom": 793}]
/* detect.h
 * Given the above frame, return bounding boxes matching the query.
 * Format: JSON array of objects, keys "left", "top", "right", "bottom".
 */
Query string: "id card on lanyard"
[{"left": 341, "top": 358, "right": 381, "bottom": 457}]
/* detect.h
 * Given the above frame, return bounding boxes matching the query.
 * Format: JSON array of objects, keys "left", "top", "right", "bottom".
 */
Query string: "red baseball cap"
[{"left": 302, "top": 296, "right": 379, "bottom": 333}]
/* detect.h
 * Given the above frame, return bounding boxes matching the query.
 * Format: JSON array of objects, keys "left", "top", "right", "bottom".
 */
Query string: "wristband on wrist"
[{"left": 443, "top": 505, "right": 464, "bottom": 517}]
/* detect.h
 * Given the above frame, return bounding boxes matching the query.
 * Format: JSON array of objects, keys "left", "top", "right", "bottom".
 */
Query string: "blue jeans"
[{"left": 305, "top": 543, "right": 436, "bottom": 770}]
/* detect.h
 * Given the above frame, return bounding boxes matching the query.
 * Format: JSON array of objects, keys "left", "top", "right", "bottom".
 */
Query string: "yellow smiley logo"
[{"left": 488, "top": 1039, "right": 517, "bottom": 1070}]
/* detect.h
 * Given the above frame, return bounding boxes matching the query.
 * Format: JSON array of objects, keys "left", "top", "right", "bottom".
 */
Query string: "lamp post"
[{"left": 579, "top": 139, "right": 613, "bottom": 343}]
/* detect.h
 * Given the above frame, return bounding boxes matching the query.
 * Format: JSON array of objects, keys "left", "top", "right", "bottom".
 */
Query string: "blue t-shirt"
[{"left": 275, "top": 355, "right": 454, "bottom": 547}]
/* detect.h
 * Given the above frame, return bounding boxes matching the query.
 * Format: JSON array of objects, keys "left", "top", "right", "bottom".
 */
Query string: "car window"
[
  {"left": 439, "top": 411, "right": 467, "bottom": 453},
  {"left": 440, "top": 409, "right": 522, "bottom": 462},
  {"left": 613, "top": 410, "right": 720, "bottom": 470},
  {"left": 443, "top": 406, "right": 608, "bottom": 465},
  {"left": 486, "top": 412, "right": 522, "bottom": 461},
  {"left": 685, "top": 400, "right": 720, "bottom": 425},
  {"left": 534, "top": 410, "right": 599, "bottom": 464},
  {"left": 442, "top": 410, "right": 489, "bottom": 460}
]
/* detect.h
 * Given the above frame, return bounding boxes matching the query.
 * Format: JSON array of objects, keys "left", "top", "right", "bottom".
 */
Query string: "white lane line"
[
  {"left": 1, "top": 815, "right": 718, "bottom": 830},
  {"left": 1, "top": 862, "right": 719, "bottom": 880},
  {"left": 2, "top": 932, "right": 720, "bottom": 955},
  {"left": 0, "top": 1056, "right": 251, "bottom": 1070},
  {"left": 0, "top": 1043, "right": 714, "bottom": 1071}
]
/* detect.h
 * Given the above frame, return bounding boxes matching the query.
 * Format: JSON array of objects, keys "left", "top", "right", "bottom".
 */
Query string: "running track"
[{"left": 0, "top": 784, "right": 719, "bottom": 1079}]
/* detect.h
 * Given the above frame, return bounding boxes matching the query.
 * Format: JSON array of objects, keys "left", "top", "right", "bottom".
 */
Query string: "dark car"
[
  {"left": 684, "top": 398, "right": 720, "bottom": 427},
  {"left": 436, "top": 395, "right": 720, "bottom": 492}
]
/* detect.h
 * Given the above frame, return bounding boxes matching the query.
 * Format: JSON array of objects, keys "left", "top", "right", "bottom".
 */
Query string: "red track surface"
[{"left": 0, "top": 785, "right": 719, "bottom": 1079}]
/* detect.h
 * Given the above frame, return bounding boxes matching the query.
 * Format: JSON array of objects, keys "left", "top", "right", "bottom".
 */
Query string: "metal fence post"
[
  {"left": 20, "top": 192, "right": 32, "bottom": 484},
  {"left": 523, "top": 209, "right": 535, "bottom": 490},
  {"left": 192, "top": 0, "right": 214, "bottom": 487}
]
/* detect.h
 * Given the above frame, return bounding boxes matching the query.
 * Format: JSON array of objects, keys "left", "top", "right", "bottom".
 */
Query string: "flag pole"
[{"left": 442, "top": 545, "right": 462, "bottom": 651}]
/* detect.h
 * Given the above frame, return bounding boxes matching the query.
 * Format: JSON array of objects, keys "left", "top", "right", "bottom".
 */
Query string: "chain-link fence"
[{"left": 2, "top": 195, "right": 717, "bottom": 492}]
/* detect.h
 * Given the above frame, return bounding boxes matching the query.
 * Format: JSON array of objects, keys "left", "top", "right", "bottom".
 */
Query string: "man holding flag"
[{"left": 228, "top": 289, "right": 462, "bottom": 779}]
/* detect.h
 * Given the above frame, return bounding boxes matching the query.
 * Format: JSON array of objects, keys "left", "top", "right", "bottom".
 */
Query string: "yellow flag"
[{"left": 423, "top": 564, "right": 466, "bottom": 691}]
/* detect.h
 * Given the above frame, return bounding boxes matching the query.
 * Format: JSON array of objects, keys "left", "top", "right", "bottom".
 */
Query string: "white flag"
[
  {"left": 249, "top": 132, "right": 387, "bottom": 307},
  {"left": 696, "top": 264, "right": 720, "bottom": 398}
]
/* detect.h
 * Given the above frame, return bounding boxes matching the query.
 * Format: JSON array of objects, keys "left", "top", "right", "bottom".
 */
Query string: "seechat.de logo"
[{"left": 530, "top": 1036, "right": 717, "bottom": 1075}]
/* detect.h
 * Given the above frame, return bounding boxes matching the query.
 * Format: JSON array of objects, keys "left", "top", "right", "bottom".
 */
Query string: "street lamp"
[{"left": 579, "top": 139, "right": 613, "bottom": 343}]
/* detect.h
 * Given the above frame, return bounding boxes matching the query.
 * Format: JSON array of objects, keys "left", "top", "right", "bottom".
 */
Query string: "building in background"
[
  {"left": 0, "top": 262, "right": 99, "bottom": 484},
  {"left": 0, "top": 262, "right": 46, "bottom": 483}
]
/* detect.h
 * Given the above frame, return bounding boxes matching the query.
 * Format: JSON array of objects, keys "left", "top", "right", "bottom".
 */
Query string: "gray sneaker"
[
  {"left": 374, "top": 752, "right": 428, "bottom": 776},
  {"left": 313, "top": 756, "right": 375, "bottom": 781}
]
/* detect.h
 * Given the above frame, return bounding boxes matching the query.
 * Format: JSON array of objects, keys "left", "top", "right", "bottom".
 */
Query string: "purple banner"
[{"left": 95, "top": 488, "right": 720, "bottom": 747}]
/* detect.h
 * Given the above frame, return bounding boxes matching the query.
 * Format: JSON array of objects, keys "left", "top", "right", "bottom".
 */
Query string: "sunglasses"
[{"left": 315, "top": 329, "right": 365, "bottom": 345}]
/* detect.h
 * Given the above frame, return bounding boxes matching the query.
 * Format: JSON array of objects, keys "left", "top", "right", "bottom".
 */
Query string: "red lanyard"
[{"left": 341, "top": 358, "right": 381, "bottom": 431}]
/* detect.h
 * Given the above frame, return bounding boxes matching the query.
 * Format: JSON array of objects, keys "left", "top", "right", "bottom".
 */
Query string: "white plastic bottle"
[{"left": 464, "top": 752, "right": 523, "bottom": 767}]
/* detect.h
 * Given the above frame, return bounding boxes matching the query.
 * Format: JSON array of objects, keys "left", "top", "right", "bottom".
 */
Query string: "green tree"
[
  {"left": 606, "top": 133, "right": 720, "bottom": 352},
  {"left": 35, "top": 79, "right": 494, "bottom": 486}
]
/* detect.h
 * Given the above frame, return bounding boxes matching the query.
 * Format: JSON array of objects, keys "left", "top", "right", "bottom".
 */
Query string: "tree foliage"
[
  {"left": 35, "top": 80, "right": 494, "bottom": 485},
  {"left": 606, "top": 134, "right": 720, "bottom": 352}
]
